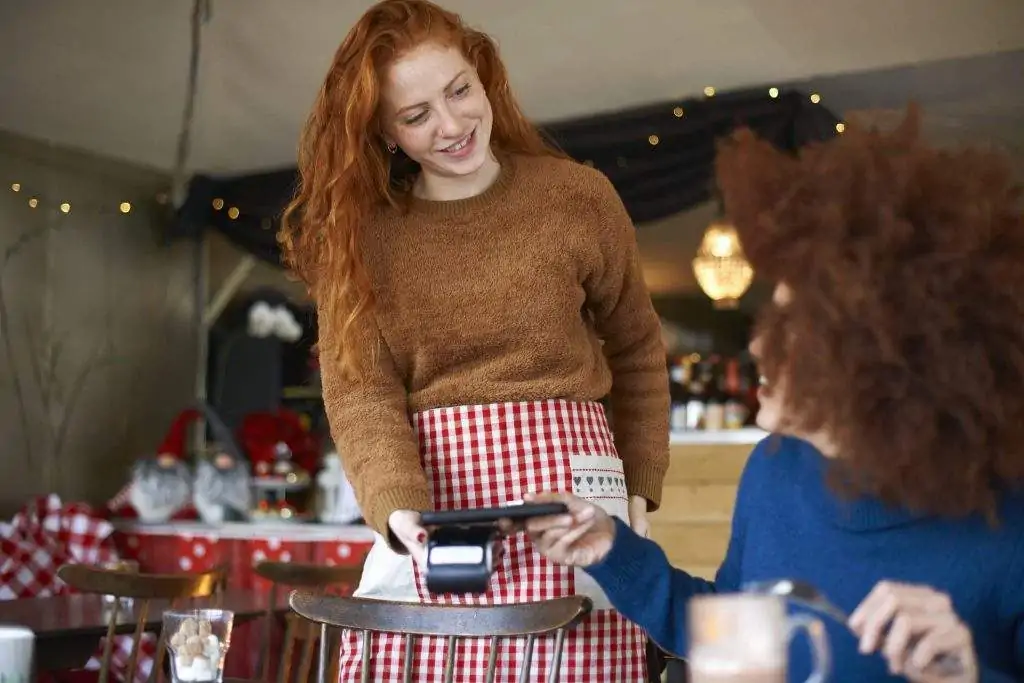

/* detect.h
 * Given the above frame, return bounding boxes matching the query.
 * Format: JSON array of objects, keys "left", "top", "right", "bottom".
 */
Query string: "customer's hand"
[
  {"left": 387, "top": 509, "right": 428, "bottom": 567},
  {"left": 521, "top": 492, "right": 616, "bottom": 568},
  {"left": 628, "top": 495, "right": 650, "bottom": 538},
  {"left": 849, "top": 580, "right": 978, "bottom": 682}
]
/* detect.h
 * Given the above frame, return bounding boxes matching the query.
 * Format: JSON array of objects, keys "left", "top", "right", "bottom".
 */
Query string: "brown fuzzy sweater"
[{"left": 319, "top": 153, "right": 670, "bottom": 538}]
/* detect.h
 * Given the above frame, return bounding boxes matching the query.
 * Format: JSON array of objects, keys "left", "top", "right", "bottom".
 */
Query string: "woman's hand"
[
  {"left": 387, "top": 509, "right": 428, "bottom": 567},
  {"left": 628, "top": 495, "right": 650, "bottom": 538},
  {"left": 521, "top": 492, "right": 616, "bottom": 568},
  {"left": 849, "top": 580, "right": 978, "bottom": 682}
]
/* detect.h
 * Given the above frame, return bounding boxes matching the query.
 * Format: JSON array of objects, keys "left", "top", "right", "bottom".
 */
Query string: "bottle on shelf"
[
  {"left": 685, "top": 356, "right": 707, "bottom": 430},
  {"left": 723, "top": 357, "right": 748, "bottom": 429},
  {"left": 703, "top": 357, "right": 726, "bottom": 431},
  {"left": 668, "top": 357, "right": 692, "bottom": 432}
]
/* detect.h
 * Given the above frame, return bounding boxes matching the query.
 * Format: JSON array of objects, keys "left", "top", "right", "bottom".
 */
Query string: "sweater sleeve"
[
  {"left": 582, "top": 171, "right": 670, "bottom": 509},
  {"left": 583, "top": 440, "right": 758, "bottom": 657},
  {"left": 585, "top": 518, "right": 717, "bottom": 657},
  {"left": 318, "top": 301, "right": 432, "bottom": 546}
]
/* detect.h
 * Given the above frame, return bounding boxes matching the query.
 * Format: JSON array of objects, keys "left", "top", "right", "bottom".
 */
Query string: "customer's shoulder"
[{"left": 746, "top": 434, "right": 807, "bottom": 470}]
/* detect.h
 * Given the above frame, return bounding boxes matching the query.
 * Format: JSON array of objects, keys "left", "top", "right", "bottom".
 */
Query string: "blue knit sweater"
[{"left": 588, "top": 436, "right": 1024, "bottom": 682}]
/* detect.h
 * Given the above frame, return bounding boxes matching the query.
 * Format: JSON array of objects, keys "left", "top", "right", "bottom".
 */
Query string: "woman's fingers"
[
  {"left": 850, "top": 581, "right": 947, "bottom": 653},
  {"left": 532, "top": 518, "right": 595, "bottom": 563},
  {"left": 907, "top": 622, "right": 970, "bottom": 673},
  {"left": 545, "top": 516, "right": 597, "bottom": 557},
  {"left": 850, "top": 580, "right": 974, "bottom": 681}
]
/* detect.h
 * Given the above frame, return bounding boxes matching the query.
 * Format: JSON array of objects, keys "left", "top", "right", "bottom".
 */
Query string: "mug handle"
[{"left": 786, "top": 614, "right": 831, "bottom": 683}]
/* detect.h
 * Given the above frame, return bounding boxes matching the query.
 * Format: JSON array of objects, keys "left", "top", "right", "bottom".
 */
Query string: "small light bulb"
[
  {"left": 11, "top": 183, "right": 20, "bottom": 192},
  {"left": 673, "top": 106, "right": 684, "bottom": 118},
  {"left": 810, "top": 93, "right": 821, "bottom": 104},
  {"left": 835, "top": 122, "right": 846, "bottom": 133},
  {"left": 227, "top": 207, "right": 240, "bottom": 219},
  {"left": 28, "top": 198, "right": 38, "bottom": 208},
  {"left": 768, "top": 88, "right": 779, "bottom": 98},
  {"left": 648, "top": 134, "right": 660, "bottom": 146},
  {"left": 212, "top": 198, "right": 224, "bottom": 210},
  {"left": 704, "top": 86, "right": 716, "bottom": 97},
  {"left": 120, "top": 202, "right": 131, "bottom": 214},
  {"left": 60, "top": 203, "right": 71, "bottom": 213},
  {"left": 711, "top": 234, "right": 734, "bottom": 258}
]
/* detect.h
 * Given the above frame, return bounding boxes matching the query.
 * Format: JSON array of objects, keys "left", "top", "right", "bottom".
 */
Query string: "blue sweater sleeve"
[
  {"left": 584, "top": 439, "right": 766, "bottom": 657},
  {"left": 584, "top": 517, "right": 717, "bottom": 656}
]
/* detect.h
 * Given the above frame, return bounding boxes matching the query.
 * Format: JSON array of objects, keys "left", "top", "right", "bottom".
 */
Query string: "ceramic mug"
[
  {"left": 687, "top": 593, "right": 830, "bottom": 683},
  {"left": 0, "top": 625, "right": 34, "bottom": 683}
]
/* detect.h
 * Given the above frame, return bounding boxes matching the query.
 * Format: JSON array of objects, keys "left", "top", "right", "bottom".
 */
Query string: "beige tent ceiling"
[{"left": 1, "top": 0, "right": 1022, "bottom": 175}]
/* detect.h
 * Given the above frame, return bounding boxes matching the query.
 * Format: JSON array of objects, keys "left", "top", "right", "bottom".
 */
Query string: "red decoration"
[{"left": 237, "top": 409, "right": 320, "bottom": 476}]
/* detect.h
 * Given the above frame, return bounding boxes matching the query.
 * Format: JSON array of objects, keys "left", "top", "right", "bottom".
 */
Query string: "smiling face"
[{"left": 379, "top": 42, "right": 496, "bottom": 192}]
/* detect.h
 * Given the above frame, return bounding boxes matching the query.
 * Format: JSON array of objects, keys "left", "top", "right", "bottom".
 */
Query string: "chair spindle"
[{"left": 517, "top": 634, "right": 537, "bottom": 683}]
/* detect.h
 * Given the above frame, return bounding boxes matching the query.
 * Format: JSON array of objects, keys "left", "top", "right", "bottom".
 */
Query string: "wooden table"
[{"left": 0, "top": 588, "right": 290, "bottom": 671}]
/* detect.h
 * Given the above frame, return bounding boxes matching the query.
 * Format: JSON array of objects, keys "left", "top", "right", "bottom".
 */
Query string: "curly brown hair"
[{"left": 715, "top": 105, "right": 1024, "bottom": 520}]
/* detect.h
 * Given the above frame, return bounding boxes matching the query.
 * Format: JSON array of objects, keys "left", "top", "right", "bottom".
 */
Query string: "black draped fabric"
[{"left": 174, "top": 87, "right": 839, "bottom": 266}]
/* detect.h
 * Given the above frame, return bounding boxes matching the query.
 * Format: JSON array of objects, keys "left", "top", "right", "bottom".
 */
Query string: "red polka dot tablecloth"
[{"left": 111, "top": 521, "right": 373, "bottom": 677}]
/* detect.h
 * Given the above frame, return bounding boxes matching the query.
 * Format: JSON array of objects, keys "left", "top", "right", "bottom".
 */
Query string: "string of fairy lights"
[
  {"left": 4, "top": 180, "right": 169, "bottom": 217},
  {"left": 3, "top": 88, "right": 843, "bottom": 222}
]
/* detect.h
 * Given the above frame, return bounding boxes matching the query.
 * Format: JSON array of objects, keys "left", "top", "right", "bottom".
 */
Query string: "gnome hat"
[{"left": 156, "top": 404, "right": 244, "bottom": 467}]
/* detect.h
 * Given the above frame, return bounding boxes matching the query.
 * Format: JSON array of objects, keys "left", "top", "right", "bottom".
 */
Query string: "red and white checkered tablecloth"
[{"left": 0, "top": 495, "right": 155, "bottom": 683}]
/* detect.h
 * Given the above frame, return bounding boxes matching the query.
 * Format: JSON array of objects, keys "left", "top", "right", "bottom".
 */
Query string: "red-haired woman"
[{"left": 279, "top": 0, "right": 668, "bottom": 679}]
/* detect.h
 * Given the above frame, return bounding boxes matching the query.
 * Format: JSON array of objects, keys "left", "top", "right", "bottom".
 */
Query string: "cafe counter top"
[{"left": 670, "top": 428, "right": 767, "bottom": 445}]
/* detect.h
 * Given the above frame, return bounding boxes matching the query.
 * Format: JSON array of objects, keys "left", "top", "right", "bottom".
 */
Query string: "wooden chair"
[
  {"left": 252, "top": 561, "right": 363, "bottom": 683},
  {"left": 289, "top": 591, "right": 592, "bottom": 683},
  {"left": 56, "top": 563, "right": 224, "bottom": 683}
]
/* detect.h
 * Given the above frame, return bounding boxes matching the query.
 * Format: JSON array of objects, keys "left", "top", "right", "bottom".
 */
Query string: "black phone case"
[{"left": 420, "top": 502, "right": 568, "bottom": 527}]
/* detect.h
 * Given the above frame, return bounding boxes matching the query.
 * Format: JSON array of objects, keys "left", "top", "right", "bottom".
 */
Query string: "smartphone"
[{"left": 419, "top": 501, "right": 569, "bottom": 528}]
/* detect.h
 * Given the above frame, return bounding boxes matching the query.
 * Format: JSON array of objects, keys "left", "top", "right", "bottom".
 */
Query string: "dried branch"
[
  {"left": 0, "top": 282, "right": 33, "bottom": 464},
  {"left": 21, "top": 311, "right": 51, "bottom": 408},
  {"left": 0, "top": 219, "right": 59, "bottom": 465},
  {"left": 51, "top": 344, "right": 121, "bottom": 462}
]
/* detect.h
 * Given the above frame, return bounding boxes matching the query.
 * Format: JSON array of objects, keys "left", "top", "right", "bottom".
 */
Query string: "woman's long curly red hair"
[
  {"left": 279, "top": 0, "right": 561, "bottom": 377},
  {"left": 717, "top": 106, "right": 1024, "bottom": 519}
]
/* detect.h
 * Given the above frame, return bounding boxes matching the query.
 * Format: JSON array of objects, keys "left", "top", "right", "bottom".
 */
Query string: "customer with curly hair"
[{"left": 522, "top": 108, "right": 1024, "bottom": 682}]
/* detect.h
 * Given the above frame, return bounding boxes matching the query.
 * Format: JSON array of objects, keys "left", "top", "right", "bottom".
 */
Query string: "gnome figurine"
[
  {"left": 193, "top": 449, "right": 253, "bottom": 524},
  {"left": 126, "top": 446, "right": 194, "bottom": 524},
  {"left": 125, "top": 409, "right": 206, "bottom": 523}
]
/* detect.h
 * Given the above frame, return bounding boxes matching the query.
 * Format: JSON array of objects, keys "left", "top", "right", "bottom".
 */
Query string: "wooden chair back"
[
  {"left": 253, "top": 561, "right": 363, "bottom": 683},
  {"left": 56, "top": 563, "right": 224, "bottom": 683},
  {"left": 289, "top": 592, "right": 592, "bottom": 683}
]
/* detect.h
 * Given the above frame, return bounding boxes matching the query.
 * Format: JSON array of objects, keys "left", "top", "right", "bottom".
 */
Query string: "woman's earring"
[{"left": 386, "top": 141, "right": 397, "bottom": 154}]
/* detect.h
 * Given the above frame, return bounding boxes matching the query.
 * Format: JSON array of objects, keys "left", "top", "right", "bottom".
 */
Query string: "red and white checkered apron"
[{"left": 337, "top": 399, "right": 647, "bottom": 682}]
